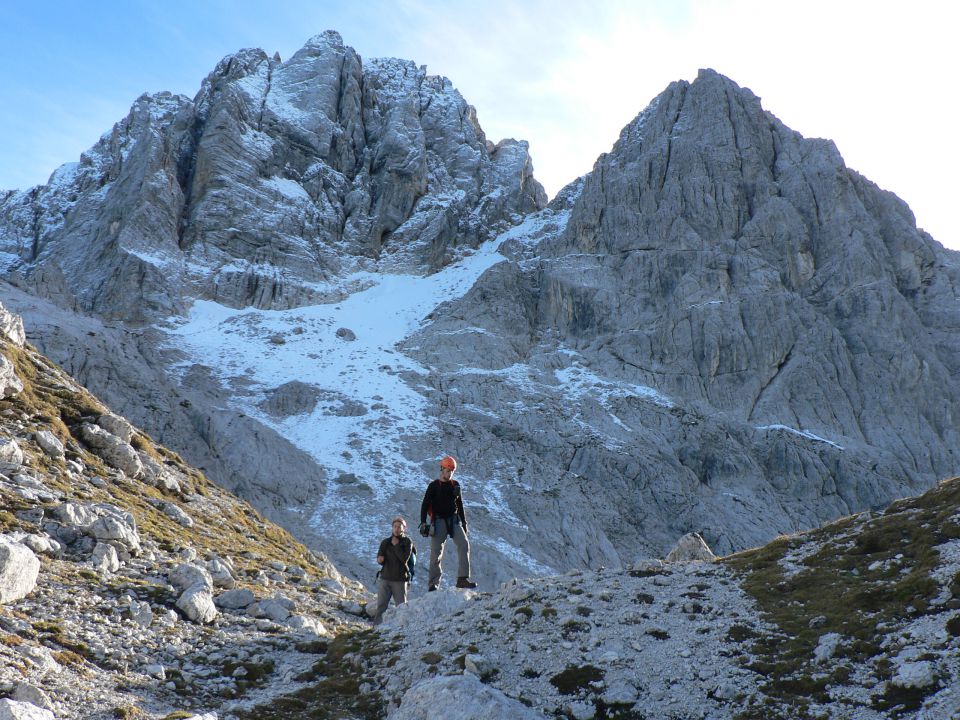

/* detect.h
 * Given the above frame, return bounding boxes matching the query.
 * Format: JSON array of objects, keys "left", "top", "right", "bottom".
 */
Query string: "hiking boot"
[
  {"left": 428, "top": 584, "right": 438, "bottom": 592},
  {"left": 456, "top": 577, "right": 477, "bottom": 589}
]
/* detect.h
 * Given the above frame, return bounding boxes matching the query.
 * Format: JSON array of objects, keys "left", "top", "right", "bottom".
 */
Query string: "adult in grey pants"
[
  {"left": 372, "top": 516, "right": 413, "bottom": 624},
  {"left": 419, "top": 456, "right": 478, "bottom": 590}
]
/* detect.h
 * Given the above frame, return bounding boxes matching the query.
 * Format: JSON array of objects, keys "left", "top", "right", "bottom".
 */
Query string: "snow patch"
[{"left": 756, "top": 424, "right": 845, "bottom": 450}]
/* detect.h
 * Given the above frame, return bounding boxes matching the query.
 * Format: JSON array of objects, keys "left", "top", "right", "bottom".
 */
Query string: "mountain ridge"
[{"left": 0, "top": 36, "right": 958, "bottom": 593}]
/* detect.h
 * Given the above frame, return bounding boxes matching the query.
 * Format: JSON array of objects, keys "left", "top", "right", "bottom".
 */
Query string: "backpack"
[{"left": 407, "top": 544, "right": 417, "bottom": 580}]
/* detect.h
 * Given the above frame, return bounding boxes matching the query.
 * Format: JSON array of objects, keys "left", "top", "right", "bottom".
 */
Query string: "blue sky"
[{"left": 1, "top": 0, "right": 956, "bottom": 249}]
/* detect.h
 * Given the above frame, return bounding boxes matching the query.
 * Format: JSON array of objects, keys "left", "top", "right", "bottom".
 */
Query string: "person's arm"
[
  {"left": 456, "top": 484, "right": 467, "bottom": 530},
  {"left": 377, "top": 539, "right": 388, "bottom": 565},
  {"left": 420, "top": 483, "right": 434, "bottom": 525}
]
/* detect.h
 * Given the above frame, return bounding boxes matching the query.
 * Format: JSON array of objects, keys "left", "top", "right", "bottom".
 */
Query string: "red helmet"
[{"left": 439, "top": 455, "right": 457, "bottom": 471}]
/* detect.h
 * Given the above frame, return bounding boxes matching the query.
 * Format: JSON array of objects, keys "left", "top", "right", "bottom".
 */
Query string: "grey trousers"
[
  {"left": 372, "top": 578, "right": 407, "bottom": 624},
  {"left": 429, "top": 516, "right": 470, "bottom": 587}
]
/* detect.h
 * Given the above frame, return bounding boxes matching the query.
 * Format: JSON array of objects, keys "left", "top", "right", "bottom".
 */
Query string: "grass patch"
[
  {"left": 946, "top": 615, "right": 960, "bottom": 637},
  {"left": 550, "top": 664, "right": 604, "bottom": 695},
  {"left": 726, "top": 476, "right": 960, "bottom": 715},
  {"left": 233, "top": 631, "right": 384, "bottom": 720}
]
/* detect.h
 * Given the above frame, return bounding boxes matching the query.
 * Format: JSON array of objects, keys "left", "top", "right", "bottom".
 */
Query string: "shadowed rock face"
[
  {"left": 0, "top": 31, "right": 546, "bottom": 322},
  {"left": 403, "top": 69, "right": 960, "bottom": 564}
]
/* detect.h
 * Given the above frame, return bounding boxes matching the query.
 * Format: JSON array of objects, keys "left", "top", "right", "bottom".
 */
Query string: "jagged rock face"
[
  {"left": 0, "top": 31, "right": 545, "bottom": 321},
  {"left": 403, "top": 69, "right": 960, "bottom": 563}
]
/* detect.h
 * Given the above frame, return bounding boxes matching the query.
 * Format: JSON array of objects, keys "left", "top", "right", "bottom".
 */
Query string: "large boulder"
[
  {"left": 96, "top": 413, "right": 135, "bottom": 444},
  {"left": 0, "top": 354, "right": 23, "bottom": 398},
  {"left": 0, "top": 537, "right": 40, "bottom": 604},
  {"left": 0, "top": 303, "right": 25, "bottom": 347},
  {"left": 0, "top": 699, "right": 55, "bottom": 720},
  {"left": 665, "top": 532, "right": 717, "bottom": 563},
  {"left": 33, "top": 430, "right": 65, "bottom": 460},
  {"left": 176, "top": 584, "right": 218, "bottom": 624},
  {"left": 169, "top": 562, "right": 213, "bottom": 592},
  {"left": 392, "top": 673, "right": 545, "bottom": 720},
  {"left": 78, "top": 423, "right": 143, "bottom": 478},
  {"left": 0, "top": 438, "right": 24, "bottom": 470}
]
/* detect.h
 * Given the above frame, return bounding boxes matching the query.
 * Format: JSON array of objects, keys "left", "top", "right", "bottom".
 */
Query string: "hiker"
[
  {"left": 419, "top": 455, "right": 477, "bottom": 590},
  {"left": 371, "top": 516, "right": 414, "bottom": 624}
]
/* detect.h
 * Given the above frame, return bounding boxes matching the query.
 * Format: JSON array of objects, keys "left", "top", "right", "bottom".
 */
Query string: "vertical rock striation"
[{"left": 0, "top": 31, "right": 545, "bottom": 321}]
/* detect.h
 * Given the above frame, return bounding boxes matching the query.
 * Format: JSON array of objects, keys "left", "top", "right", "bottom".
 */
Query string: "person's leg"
[
  {"left": 453, "top": 522, "right": 471, "bottom": 580},
  {"left": 371, "top": 578, "right": 391, "bottom": 624},
  {"left": 393, "top": 580, "right": 408, "bottom": 605},
  {"left": 429, "top": 520, "right": 446, "bottom": 588}
]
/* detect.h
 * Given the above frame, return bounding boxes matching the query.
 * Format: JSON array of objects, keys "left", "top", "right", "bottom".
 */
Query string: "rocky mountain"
[
  {"left": 401, "top": 68, "right": 960, "bottom": 572},
  {"left": 3, "top": 293, "right": 957, "bottom": 719},
  {"left": 0, "top": 33, "right": 958, "bottom": 593},
  {"left": 0, "top": 300, "right": 374, "bottom": 719},
  {"left": 300, "top": 476, "right": 959, "bottom": 720}
]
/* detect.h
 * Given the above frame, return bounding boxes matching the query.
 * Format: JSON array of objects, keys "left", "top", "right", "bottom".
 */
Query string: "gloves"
[{"left": 419, "top": 522, "right": 430, "bottom": 538}]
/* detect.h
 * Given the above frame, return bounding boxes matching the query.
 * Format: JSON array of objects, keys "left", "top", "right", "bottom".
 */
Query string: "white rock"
[
  {"left": 53, "top": 501, "right": 98, "bottom": 530},
  {"left": 78, "top": 423, "right": 143, "bottom": 478},
  {"left": 0, "top": 537, "right": 40, "bottom": 604},
  {"left": 206, "top": 556, "right": 236, "bottom": 588},
  {"left": 169, "top": 563, "right": 213, "bottom": 592},
  {"left": 176, "top": 585, "right": 218, "bottom": 624},
  {"left": 0, "top": 438, "right": 24, "bottom": 469},
  {"left": 248, "top": 595, "right": 295, "bottom": 622},
  {"left": 32, "top": 431, "right": 64, "bottom": 459},
  {"left": 129, "top": 600, "right": 154, "bottom": 627},
  {"left": 381, "top": 588, "right": 472, "bottom": 629},
  {"left": 91, "top": 542, "right": 120, "bottom": 574},
  {"left": 391, "top": 673, "right": 545, "bottom": 720},
  {"left": 565, "top": 701, "right": 596, "bottom": 720},
  {"left": 0, "top": 304, "right": 26, "bottom": 347},
  {"left": 18, "top": 645, "right": 61, "bottom": 675},
  {"left": 286, "top": 614, "right": 328, "bottom": 637},
  {"left": 215, "top": 588, "right": 255, "bottom": 609},
  {"left": 891, "top": 660, "right": 936, "bottom": 689},
  {"left": 813, "top": 632, "right": 842, "bottom": 664},
  {"left": 664, "top": 533, "right": 717, "bottom": 563},
  {"left": 11, "top": 683, "right": 52, "bottom": 711},
  {"left": 0, "top": 355, "right": 23, "bottom": 399},
  {"left": 0, "top": 699, "right": 55, "bottom": 720},
  {"left": 96, "top": 413, "right": 135, "bottom": 443},
  {"left": 144, "top": 663, "right": 166, "bottom": 680},
  {"left": 20, "top": 535, "right": 59, "bottom": 556},
  {"left": 91, "top": 514, "right": 141, "bottom": 553},
  {"left": 161, "top": 501, "right": 195, "bottom": 528}
]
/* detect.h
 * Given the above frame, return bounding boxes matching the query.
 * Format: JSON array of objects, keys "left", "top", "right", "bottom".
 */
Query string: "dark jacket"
[
  {"left": 420, "top": 479, "right": 466, "bottom": 527},
  {"left": 377, "top": 535, "right": 413, "bottom": 582}
]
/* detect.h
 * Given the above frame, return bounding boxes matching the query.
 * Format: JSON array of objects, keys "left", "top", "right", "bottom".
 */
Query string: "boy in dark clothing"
[
  {"left": 419, "top": 456, "right": 477, "bottom": 590},
  {"left": 372, "top": 516, "right": 413, "bottom": 624}
]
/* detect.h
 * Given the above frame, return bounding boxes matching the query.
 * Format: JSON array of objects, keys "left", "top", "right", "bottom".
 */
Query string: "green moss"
[
  {"left": 112, "top": 707, "right": 148, "bottom": 720},
  {"left": 515, "top": 606, "right": 534, "bottom": 619},
  {"left": 726, "top": 624, "right": 760, "bottom": 643},
  {"left": 541, "top": 606, "right": 558, "bottom": 619},
  {"left": 726, "top": 476, "right": 960, "bottom": 714},
  {"left": 561, "top": 620, "right": 590, "bottom": 639},
  {"left": 549, "top": 664, "right": 604, "bottom": 695},
  {"left": 421, "top": 652, "right": 443, "bottom": 665},
  {"left": 946, "top": 615, "right": 960, "bottom": 637},
  {"left": 233, "top": 631, "right": 384, "bottom": 720}
]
